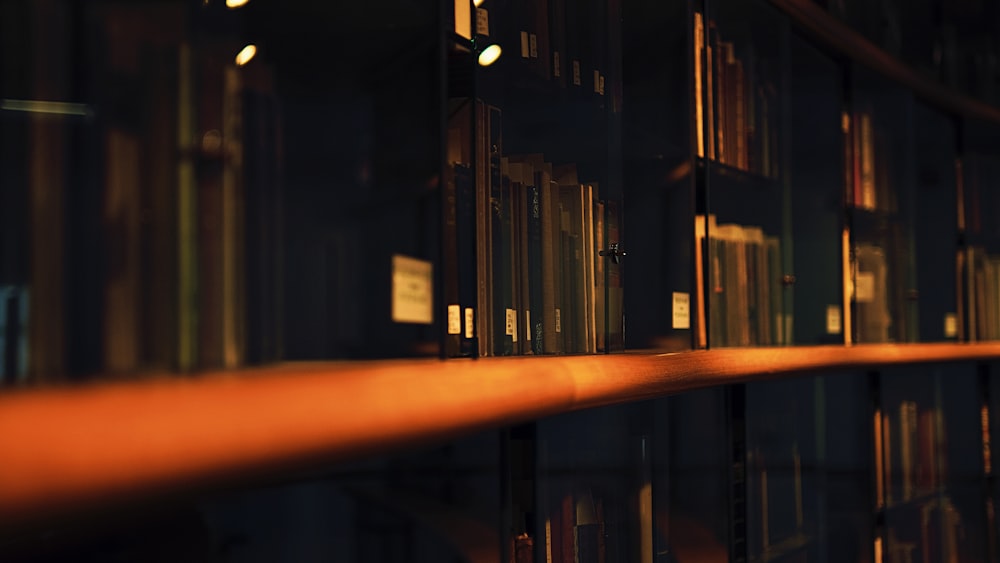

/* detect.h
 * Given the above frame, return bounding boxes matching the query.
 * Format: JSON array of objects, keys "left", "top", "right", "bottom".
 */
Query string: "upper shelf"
[
  {"left": 770, "top": 0, "right": 1000, "bottom": 124},
  {"left": 5, "top": 343, "right": 1000, "bottom": 532}
]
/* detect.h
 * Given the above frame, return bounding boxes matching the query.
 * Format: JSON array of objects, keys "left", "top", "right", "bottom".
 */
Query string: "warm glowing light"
[
  {"left": 235, "top": 44, "right": 257, "bottom": 66},
  {"left": 226, "top": 0, "right": 249, "bottom": 7},
  {"left": 473, "top": 0, "right": 485, "bottom": 6},
  {"left": 478, "top": 44, "right": 501, "bottom": 66}
]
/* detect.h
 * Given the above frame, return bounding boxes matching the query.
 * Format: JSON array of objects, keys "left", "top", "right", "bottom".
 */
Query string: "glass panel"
[
  {"left": 744, "top": 372, "right": 875, "bottom": 562},
  {"left": 880, "top": 365, "right": 988, "bottom": 562},
  {"left": 464, "top": 0, "right": 624, "bottom": 356},
  {"left": 746, "top": 377, "right": 821, "bottom": 561},
  {"left": 1, "top": 1, "right": 444, "bottom": 382},
  {"left": 961, "top": 121, "right": 1000, "bottom": 342},
  {"left": 664, "top": 387, "right": 733, "bottom": 560},
  {"left": 912, "top": 104, "right": 959, "bottom": 341},
  {"left": 788, "top": 33, "right": 846, "bottom": 345},
  {"left": 699, "top": 0, "right": 789, "bottom": 348},
  {"left": 822, "top": 371, "right": 877, "bottom": 562},
  {"left": 621, "top": 0, "right": 694, "bottom": 352},
  {"left": 847, "top": 67, "right": 917, "bottom": 343},
  {"left": 536, "top": 403, "right": 653, "bottom": 562}
]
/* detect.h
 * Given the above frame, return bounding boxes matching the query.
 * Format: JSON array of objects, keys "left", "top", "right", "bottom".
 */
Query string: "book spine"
[
  {"left": 528, "top": 182, "right": 545, "bottom": 354},
  {"left": 456, "top": 164, "right": 478, "bottom": 355},
  {"left": 495, "top": 160, "right": 514, "bottom": 356},
  {"left": 443, "top": 159, "right": 462, "bottom": 357}
]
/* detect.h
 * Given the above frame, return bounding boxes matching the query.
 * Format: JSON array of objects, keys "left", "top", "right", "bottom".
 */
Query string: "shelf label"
[
  {"left": 465, "top": 307, "right": 475, "bottom": 339},
  {"left": 476, "top": 8, "right": 489, "bottom": 36},
  {"left": 945, "top": 313, "right": 958, "bottom": 338},
  {"left": 672, "top": 292, "right": 690, "bottom": 329},
  {"left": 447, "top": 304, "right": 461, "bottom": 334},
  {"left": 855, "top": 271, "right": 876, "bottom": 303},
  {"left": 520, "top": 31, "right": 530, "bottom": 58},
  {"left": 826, "top": 305, "right": 842, "bottom": 335},
  {"left": 391, "top": 255, "right": 433, "bottom": 325}
]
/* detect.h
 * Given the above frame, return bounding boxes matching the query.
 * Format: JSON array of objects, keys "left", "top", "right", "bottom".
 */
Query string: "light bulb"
[
  {"left": 478, "top": 44, "right": 501, "bottom": 66},
  {"left": 235, "top": 44, "right": 257, "bottom": 66}
]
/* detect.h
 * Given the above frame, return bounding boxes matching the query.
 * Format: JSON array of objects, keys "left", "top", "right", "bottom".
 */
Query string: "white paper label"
[
  {"left": 555, "top": 308, "right": 562, "bottom": 333},
  {"left": 672, "top": 292, "right": 690, "bottom": 329},
  {"left": 529, "top": 34, "right": 538, "bottom": 58},
  {"left": 447, "top": 304, "right": 462, "bottom": 335},
  {"left": 945, "top": 313, "right": 958, "bottom": 338},
  {"left": 525, "top": 310, "right": 531, "bottom": 340},
  {"left": 506, "top": 308, "right": 514, "bottom": 336},
  {"left": 520, "top": 31, "right": 530, "bottom": 58},
  {"left": 465, "top": 307, "right": 475, "bottom": 338},
  {"left": 476, "top": 8, "right": 489, "bottom": 36},
  {"left": 572, "top": 61, "right": 581, "bottom": 85},
  {"left": 826, "top": 305, "right": 842, "bottom": 335},
  {"left": 391, "top": 255, "right": 433, "bottom": 324},
  {"left": 553, "top": 52, "right": 561, "bottom": 77},
  {"left": 855, "top": 271, "right": 876, "bottom": 303}
]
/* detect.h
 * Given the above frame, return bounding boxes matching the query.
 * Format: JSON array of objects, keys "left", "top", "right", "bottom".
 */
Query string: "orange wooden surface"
[{"left": 3, "top": 343, "right": 1000, "bottom": 528}]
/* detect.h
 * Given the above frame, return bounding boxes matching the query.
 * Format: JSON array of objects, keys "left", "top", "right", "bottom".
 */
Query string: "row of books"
[
  {"left": 971, "top": 247, "right": 1000, "bottom": 341},
  {"left": 693, "top": 13, "right": 781, "bottom": 178},
  {"left": 846, "top": 111, "right": 894, "bottom": 212},
  {"left": 455, "top": 0, "right": 612, "bottom": 96},
  {"left": 877, "top": 401, "right": 948, "bottom": 509},
  {"left": 695, "top": 215, "right": 786, "bottom": 348},
  {"left": 445, "top": 102, "right": 618, "bottom": 357},
  {"left": 875, "top": 401, "right": 965, "bottom": 562}
]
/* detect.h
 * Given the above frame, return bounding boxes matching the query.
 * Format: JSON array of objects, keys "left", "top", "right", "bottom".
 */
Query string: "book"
[
  {"left": 509, "top": 160, "right": 526, "bottom": 354},
  {"left": 556, "top": 169, "right": 596, "bottom": 353},
  {"left": 512, "top": 154, "right": 560, "bottom": 354},
  {"left": 475, "top": 101, "right": 493, "bottom": 356},
  {"left": 853, "top": 243, "right": 890, "bottom": 343},
  {"left": 444, "top": 109, "right": 478, "bottom": 356},
  {"left": 898, "top": 400, "right": 918, "bottom": 501},
  {"left": 694, "top": 12, "right": 706, "bottom": 159},
  {"left": 495, "top": 157, "right": 515, "bottom": 355}
]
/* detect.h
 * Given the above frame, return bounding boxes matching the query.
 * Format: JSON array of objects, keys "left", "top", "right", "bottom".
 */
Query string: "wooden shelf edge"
[
  {"left": 769, "top": 0, "right": 1000, "bottom": 124},
  {"left": 2, "top": 342, "right": 1000, "bottom": 529}
]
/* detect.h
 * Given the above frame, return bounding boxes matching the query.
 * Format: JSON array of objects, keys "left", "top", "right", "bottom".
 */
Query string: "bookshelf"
[{"left": 6, "top": 0, "right": 1000, "bottom": 560}]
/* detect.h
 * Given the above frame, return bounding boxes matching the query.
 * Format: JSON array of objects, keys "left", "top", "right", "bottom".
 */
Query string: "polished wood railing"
[{"left": 4, "top": 343, "right": 1000, "bottom": 531}]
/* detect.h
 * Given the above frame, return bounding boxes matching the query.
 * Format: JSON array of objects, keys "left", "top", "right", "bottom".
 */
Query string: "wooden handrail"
[{"left": 3, "top": 342, "right": 1000, "bottom": 531}]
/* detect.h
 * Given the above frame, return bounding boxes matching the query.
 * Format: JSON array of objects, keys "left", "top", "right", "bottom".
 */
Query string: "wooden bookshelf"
[
  {"left": 770, "top": 0, "right": 1000, "bottom": 124},
  {"left": 4, "top": 343, "right": 1000, "bottom": 531}
]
